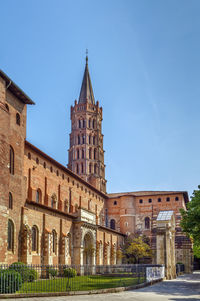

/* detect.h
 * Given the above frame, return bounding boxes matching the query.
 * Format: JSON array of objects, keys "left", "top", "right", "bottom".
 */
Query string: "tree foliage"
[
  {"left": 180, "top": 185, "right": 200, "bottom": 258},
  {"left": 193, "top": 244, "right": 200, "bottom": 258},
  {"left": 122, "top": 235, "right": 152, "bottom": 264}
]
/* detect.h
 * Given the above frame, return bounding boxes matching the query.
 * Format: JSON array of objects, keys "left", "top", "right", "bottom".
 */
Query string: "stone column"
[
  {"left": 21, "top": 224, "right": 32, "bottom": 264},
  {"left": 156, "top": 212, "right": 176, "bottom": 279},
  {"left": 156, "top": 230, "right": 165, "bottom": 265}
]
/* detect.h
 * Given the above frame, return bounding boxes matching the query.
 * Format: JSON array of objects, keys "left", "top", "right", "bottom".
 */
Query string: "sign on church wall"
[{"left": 79, "top": 208, "right": 96, "bottom": 224}]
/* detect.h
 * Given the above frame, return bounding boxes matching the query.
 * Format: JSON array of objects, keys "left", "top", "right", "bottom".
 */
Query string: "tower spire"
[
  {"left": 68, "top": 57, "right": 107, "bottom": 193},
  {"left": 86, "top": 49, "right": 88, "bottom": 65},
  {"left": 78, "top": 53, "right": 95, "bottom": 105}
]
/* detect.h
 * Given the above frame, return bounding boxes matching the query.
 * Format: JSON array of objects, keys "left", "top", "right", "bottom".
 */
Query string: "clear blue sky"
[{"left": 1, "top": 0, "right": 200, "bottom": 197}]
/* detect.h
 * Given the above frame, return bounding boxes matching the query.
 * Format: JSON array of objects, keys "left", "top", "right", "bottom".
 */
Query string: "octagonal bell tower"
[{"left": 68, "top": 56, "right": 106, "bottom": 193}]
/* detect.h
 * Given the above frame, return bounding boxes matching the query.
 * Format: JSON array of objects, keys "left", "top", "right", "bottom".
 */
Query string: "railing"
[
  {"left": 0, "top": 264, "right": 164, "bottom": 295},
  {"left": 193, "top": 262, "right": 200, "bottom": 271}
]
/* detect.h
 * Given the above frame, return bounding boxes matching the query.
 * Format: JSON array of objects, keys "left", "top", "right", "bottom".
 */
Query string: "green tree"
[
  {"left": 193, "top": 244, "right": 200, "bottom": 258},
  {"left": 122, "top": 235, "right": 152, "bottom": 264},
  {"left": 180, "top": 185, "right": 200, "bottom": 258}
]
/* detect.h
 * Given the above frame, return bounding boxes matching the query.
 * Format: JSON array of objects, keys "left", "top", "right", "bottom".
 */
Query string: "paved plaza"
[{"left": 3, "top": 271, "right": 200, "bottom": 301}]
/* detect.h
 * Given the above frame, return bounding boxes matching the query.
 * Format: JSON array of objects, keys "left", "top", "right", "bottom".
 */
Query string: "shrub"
[
  {"left": 63, "top": 267, "right": 77, "bottom": 278},
  {"left": 26, "top": 269, "right": 38, "bottom": 282},
  {"left": 48, "top": 268, "right": 58, "bottom": 278},
  {"left": 9, "top": 262, "right": 38, "bottom": 283},
  {"left": 0, "top": 270, "right": 22, "bottom": 294}
]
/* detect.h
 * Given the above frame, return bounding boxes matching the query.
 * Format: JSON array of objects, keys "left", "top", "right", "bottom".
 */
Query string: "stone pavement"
[{"left": 4, "top": 271, "right": 200, "bottom": 301}]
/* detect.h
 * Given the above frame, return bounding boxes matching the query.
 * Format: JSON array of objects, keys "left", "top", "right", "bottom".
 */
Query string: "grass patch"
[{"left": 18, "top": 275, "right": 144, "bottom": 293}]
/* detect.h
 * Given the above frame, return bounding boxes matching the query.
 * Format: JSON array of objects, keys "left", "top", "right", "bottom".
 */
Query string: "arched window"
[
  {"left": 69, "top": 188, "right": 72, "bottom": 212},
  {"left": 36, "top": 158, "right": 39, "bottom": 164},
  {"left": 89, "top": 148, "right": 92, "bottom": 159},
  {"left": 76, "top": 164, "right": 79, "bottom": 174},
  {"left": 51, "top": 197, "right": 53, "bottom": 208},
  {"left": 82, "top": 149, "right": 84, "bottom": 159},
  {"left": 77, "top": 149, "right": 79, "bottom": 159},
  {"left": 94, "top": 164, "right": 97, "bottom": 174},
  {"left": 93, "top": 136, "right": 95, "bottom": 145},
  {"left": 9, "top": 192, "right": 13, "bottom": 209},
  {"left": 32, "top": 226, "right": 38, "bottom": 252},
  {"left": 43, "top": 162, "right": 46, "bottom": 168},
  {"left": 81, "top": 163, "right": 84, "bottom": 174},
  {"left": 7, "top": 219, "right": 14, "bottom": 251},
  {"left": 78, "top": 120, "right": 81, "bottom": 128},
  {"left": 145, "top": 217, "right": 150, "bottom": 229},
  {"left": 94, "top": 149, "right": 97, "bottom": 160},
  {"left": 10, "top": 146, "right": 14, "bottom": 175},
  {"left": 83, "top": 120, "right": 86, "bottom": 128},
  {"left": 16, "top": 113, "right": 20, "bottom": 126},
  {"left": 105, "top": 208, "right": 108, "bottom": 227},
  {"left": 89, "top": 135, "right": 91, "bottom": 144},
  {"left": 52, "top": 230, "right": 57, "bottom": 254},
  {"left": 28, "top": 152, "right": 31, "bottom": 160},
  {"left": 36, "top": 189, "right": 42, "bottom": 203},
  {"left": 92, "top": 119, "right": 95, "bottom": 128},
  {"left": 82, "top": 135, "right": 85, "bottom": 144},
  {"left": 110, "top": 219, "right": 116, "bottom": 230},
  {"left": 78, "top": 135, "right": 80, "bottom": 144},
  {"left": 89, "top": 163, "right": 92, "bottom": 173}
]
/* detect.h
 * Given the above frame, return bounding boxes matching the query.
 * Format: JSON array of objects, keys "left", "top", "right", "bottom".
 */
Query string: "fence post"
[
  {"left": 145, "top": 266, "right": 147, "bottom": 283},
  {"left": 137, "top": 264, "right": 139, "bottom": 284}
]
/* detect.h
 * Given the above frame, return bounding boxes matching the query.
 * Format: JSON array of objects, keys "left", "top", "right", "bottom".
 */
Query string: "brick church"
[{"left": 0, "top": 56, "right": 192, "bottom": 270}]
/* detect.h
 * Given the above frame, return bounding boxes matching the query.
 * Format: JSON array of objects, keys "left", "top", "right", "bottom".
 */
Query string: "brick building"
[
  {"left": 107, "top": 191, "right": 192, "bottom": 271},
  {"left": 0, "top": 57, "right": 192, "bottom": 270}
]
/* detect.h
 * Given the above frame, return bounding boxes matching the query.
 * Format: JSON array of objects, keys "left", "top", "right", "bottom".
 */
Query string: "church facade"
[{"left": 0, "top": 58, "right": 192, "bottom": 271}]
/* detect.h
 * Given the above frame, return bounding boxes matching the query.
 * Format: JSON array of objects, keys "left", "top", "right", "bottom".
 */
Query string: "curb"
[{"left": 0, "top": 279, "right": 162, "bottom": 299}]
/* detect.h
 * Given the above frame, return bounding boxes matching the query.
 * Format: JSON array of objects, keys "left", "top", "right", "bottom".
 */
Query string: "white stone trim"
[{"left": 120, "top": 214, "right": 136, "bottom": 217}]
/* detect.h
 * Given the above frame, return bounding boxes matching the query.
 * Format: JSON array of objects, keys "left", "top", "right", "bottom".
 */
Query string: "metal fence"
[
  {"left": 0, "top": 264, "right": 164, "bottom": 295},
  {"left": 193, "top": 261, "right": 200, "bottom": 271}
]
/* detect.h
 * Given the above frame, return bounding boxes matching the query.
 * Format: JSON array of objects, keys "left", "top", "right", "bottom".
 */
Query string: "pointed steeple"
[
  {"left": 79, "top": 55, "right": 95, "bottom": 105},
  {"left": 68, "top": 54, "right": 107, "bottom": 193}
]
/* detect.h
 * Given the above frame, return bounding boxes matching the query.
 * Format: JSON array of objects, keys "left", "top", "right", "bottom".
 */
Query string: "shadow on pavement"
[
  {"left": 136, "top": 272, "right": 200, "bottom": 297},
  {"left": 169, "top": 299, "right": 200, "bottom": 301}
]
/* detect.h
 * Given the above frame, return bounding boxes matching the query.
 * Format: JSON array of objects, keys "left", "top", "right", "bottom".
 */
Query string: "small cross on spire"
[{"left": 86, "top": 49, "right": 88, "bottom": 64}]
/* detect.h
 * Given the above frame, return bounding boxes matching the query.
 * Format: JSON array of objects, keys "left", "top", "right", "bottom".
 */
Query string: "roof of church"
[
  {"left": 108, "top": 191, "right": 189, "bottom": 203},
  {"left": 0, "top": 69, "right": 35, "bottom": 105},
  {"left": 25, "top": 140, "right": 107, "bottom": 199},
  {"left": 78, "top": 56, "right": 95, "bottom": 105}
]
